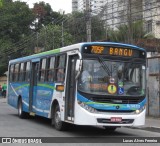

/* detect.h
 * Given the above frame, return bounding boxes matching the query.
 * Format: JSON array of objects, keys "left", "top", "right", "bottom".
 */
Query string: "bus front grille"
[
  {"left": 97, "top": 118, "right": 134, "bottom": 124},
  {"left": 90, "top": 96, "right": 144, "bottom": 104}
]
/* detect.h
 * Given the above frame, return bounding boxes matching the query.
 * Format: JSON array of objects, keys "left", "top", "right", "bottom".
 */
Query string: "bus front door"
[
  {"left": 29, "top": 61, "right": 39, "bottom": 114},
  {"left": 65, "top": 55, "right": 78, "bottom": 122}
]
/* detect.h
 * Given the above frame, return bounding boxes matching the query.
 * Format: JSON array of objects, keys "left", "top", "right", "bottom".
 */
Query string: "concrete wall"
[{"left": 147, "top": 57, "right": 160, "bottom": 117}]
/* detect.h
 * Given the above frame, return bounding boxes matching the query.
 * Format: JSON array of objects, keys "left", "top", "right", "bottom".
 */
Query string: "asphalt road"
[{"left": 0, "top": 98, "right": 159, "bottom": 146}]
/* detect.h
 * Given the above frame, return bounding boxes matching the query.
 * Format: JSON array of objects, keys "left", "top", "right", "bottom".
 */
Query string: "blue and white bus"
[{"left": 7, "top": 42, "right": 146, "bottom": 131}]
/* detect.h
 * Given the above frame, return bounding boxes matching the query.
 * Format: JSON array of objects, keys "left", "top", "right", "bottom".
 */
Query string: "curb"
[
  {"left": 129, "top": 126, "right": 160, "bottom": 133},
  {"left": 139, "top": 126, "right": 160, "bottom": 133}
]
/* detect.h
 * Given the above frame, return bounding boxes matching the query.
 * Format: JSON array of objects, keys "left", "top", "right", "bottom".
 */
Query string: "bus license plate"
[{"left": 111, "top": 117, "right": 122, "bottom": 122}]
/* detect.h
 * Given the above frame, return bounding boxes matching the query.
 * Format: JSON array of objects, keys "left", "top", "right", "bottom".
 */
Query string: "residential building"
[
  {"left": 143, "top": 0, "right": 160, "bottom": 38},
  {"left": 72, "top": 0, "right": 107, "bottom": 14},
  {"left": 72, "top": 0, "right": 160, "bottom": 39},
  {"left": 72, "top": 0, "right": 78, "bottom": 12}
]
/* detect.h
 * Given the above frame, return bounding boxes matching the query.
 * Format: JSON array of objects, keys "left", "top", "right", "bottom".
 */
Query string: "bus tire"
[
  {"left": 54, "top": 105, "right": 67, "bottom": 131},
  {"left": 18, "top": 98, "right": 26, "bottom": 119}
]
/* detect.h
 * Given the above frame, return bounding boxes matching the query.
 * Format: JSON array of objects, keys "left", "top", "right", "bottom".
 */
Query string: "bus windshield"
[{"left": 78, "top": 58, "right": 146, "bottom": 96}]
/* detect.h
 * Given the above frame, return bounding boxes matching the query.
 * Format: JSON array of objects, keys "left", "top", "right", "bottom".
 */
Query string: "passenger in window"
[
  {"left": 48, "top": 70, "right": 54, "bottom": 82},
  {"left": 117, "top": 65, "right": 123, "bottom": 80},
  {"left": 57, "top": 68, "right": 64, "bottom": 82},
  {"left": 81, "top": 64, "right": 91, "bottom": 83},
  {"left": 57, "top": 57, "right": 65, "bottom": 82},
  {"left": 26, "top": 72, "right": 30, "bottom": 82},
  {"left": 40, "top": 71, "right": 45, "bottom": 82}
]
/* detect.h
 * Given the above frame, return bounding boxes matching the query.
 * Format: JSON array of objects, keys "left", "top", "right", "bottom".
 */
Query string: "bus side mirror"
[
  {"left": 76, "top": 59, "right": 82, "bottom": 72},
  {"left": 75, "top": 59, "right": 82, "bottom": 79}
]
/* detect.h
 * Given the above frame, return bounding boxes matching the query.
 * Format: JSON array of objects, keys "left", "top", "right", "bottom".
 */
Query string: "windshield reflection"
[{"left": 78, "top": 59, "right": 146, "bottom": 96}]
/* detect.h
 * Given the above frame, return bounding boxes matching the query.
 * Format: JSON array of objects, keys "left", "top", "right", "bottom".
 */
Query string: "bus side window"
[
  {"left": 14, "top": 64, "right": 19, "bottom": 82},
  {"left": 19, "top": 62, "right": 24, "bottom": 82},
  {"left": 39, "top": 58, "right": 46, "bottom": 82},
  {"left": 47, "top": 57, "right": 55, "bottom": 82},
  {"left": 24, "top": 62, "right": 30, "bottom": 82},
  {"left": 9, "top": 64, "right": 15, "bottom": 82},
  {"left": 56, "top": 55, "right": 66, "bottom": 82}
]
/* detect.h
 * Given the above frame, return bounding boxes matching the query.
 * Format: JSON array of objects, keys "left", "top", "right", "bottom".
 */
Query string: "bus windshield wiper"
[{"left": 98, "top": 56, "right": 111, "bottom": 76}]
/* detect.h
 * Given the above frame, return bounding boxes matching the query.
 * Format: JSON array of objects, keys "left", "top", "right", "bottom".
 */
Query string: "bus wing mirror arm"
[
  {"left": 75, "top": 52, "right": 82, "bottom": 80},
  {"left": 75, "top": 59, "right": 82, "bottom": 80}
]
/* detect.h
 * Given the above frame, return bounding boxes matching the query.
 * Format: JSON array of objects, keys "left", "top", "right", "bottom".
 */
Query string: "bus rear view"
[{"left": 75, "top": 43, "right": 146, "bottom": 131}]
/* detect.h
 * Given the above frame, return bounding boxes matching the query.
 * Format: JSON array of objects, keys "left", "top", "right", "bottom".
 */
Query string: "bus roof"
[{"left": 9, "top": 42, "right": 145, "bottom": 64}]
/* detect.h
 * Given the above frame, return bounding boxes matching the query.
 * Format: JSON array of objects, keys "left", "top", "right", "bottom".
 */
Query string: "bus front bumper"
[{"left": 74, "top": 104, "right": 146, "bottom": 127}]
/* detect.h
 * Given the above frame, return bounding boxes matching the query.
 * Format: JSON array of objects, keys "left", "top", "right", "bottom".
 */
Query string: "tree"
[
  {"left": 32, "top": 1, "right": 62, "bottom": 31},
  {"left": 64, "top": 12, "right": 106, "bottom": 43},
  {"left": 0, "top": 1, "right": 35, "bottom": 42},
  {"left": 64, "top": 12, "right": 86, "bottom": 43},
  {"left": 36, "top": 24, "right": 73, "bottom": 51},
  {"left": 91, "top": 15, "right": 106, "bottom": 41},
  {"left": 0, "top": 0, "right": 35, "bottom": 75},
  {"left": 107, "top": 20, "right": 148, "bottom": 43}
]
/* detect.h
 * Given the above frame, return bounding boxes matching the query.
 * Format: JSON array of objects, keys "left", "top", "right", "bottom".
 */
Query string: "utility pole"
[
  {"left": 52, "top": 19, "right": 55, "bottom": 49},
  {"left": 127, "top": 0, "right": 133, "bottom": 44},
  {"left": 86, "top": 0, "right": 91, "bottom": 42},
  {"left": 53, "top": 31, "right": 54, "bottom": 49},
  {"left": 61, "top": 12, "right": 65, "bottom": 47},
  {"left": 62, "top": 21, "right": 64, "bottom": 47}
]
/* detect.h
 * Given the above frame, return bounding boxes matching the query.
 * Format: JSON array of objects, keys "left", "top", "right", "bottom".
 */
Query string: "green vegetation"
[
  {"left": 0, "top": 0, "right": 151, "bottom": 75},
  {"left": 107, "top": 21, "right": 152, "bottom": 43}
]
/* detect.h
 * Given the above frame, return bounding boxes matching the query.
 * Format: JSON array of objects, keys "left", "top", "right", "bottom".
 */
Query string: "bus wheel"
[
  {"left": 54, "top": 105, "right": 67, "bottom": 131},
  {"left": 103, "top": 126, "right": 117, "bottom": 132},
  {"left": 18, "top": 99, "right": 26, "bottom": 119}
]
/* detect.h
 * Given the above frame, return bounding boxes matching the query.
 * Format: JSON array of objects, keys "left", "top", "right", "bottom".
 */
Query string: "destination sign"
[
  {"left": 83, "top": 45, "right": 146, "bottom": 58},
  {"left": 109, "top": 47, "right": 133, "bottom": 56}
]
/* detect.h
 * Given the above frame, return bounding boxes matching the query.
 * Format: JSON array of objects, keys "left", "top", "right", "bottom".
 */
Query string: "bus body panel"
[
  {"left": 8, "top": 82, "right": 30, "bottom": 111},
  {"left": 48, "top": 82, "right": 66, "bottom": 120},
  {"left": 32, "top": 82, "right": 55, "bottom": 118}
]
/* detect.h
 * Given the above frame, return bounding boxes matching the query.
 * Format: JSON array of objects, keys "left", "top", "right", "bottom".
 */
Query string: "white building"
[
  {"left": 99, "top": 0, "right": 144, "bottom": 30},
  {"left": 72, "top": 0, "right": 78, "bottom": 12},
  {"left": 72, "top": 0, "right": 160, "bottom": 39},
  {"left": 143, "top": 0, "right": 160, "bottom": 39},
  {"left": 72, "top": 0, "right": 107, "bottom": 15}
]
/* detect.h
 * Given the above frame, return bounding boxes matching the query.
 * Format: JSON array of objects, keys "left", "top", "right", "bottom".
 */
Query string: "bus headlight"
[
  {"left": 134, "top": 106, "right": 146, "bottom": 114},
  {"left": 77, "top": 100, "right": 97, "bottom": 113}
]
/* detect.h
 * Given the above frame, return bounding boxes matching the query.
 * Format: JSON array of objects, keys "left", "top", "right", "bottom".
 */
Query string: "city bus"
[{"left": 7, "top": 42, "right": 146, "bottom": 131}]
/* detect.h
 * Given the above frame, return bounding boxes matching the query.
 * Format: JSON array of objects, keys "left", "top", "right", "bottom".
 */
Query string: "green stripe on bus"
[
  {"left": 37, "top": 84, "right": 55, "bottom": 90},
  {"left": 14, "top": 84, "right": 29, "bottom": 90},
  {"left": 10, "top": 84, "right": 55, "bottom": 94},
  {"left": 85, "top": 101, "right": 137, "bottom": 110},
  {"left": 32, "top": 48, "right": 60, "bottom": 57}
]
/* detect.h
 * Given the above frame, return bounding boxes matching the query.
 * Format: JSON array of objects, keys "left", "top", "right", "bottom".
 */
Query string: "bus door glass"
[
  {"left": 65, "top": 54, "right": 78, "bottom": 121},
  {"left": 29, "top": 60, "right": 39, "bottom": 112}
]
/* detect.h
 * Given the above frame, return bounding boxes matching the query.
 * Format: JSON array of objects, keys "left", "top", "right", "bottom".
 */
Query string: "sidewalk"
[
  {"left": 0, "top": 96, "right": 7, "bottom": 103},
  {"left": 145, "top": 116, "right": 160, "bottom": 128},
  {"left": 135, "top": 116, "right": 160, "bottom": 133}
]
